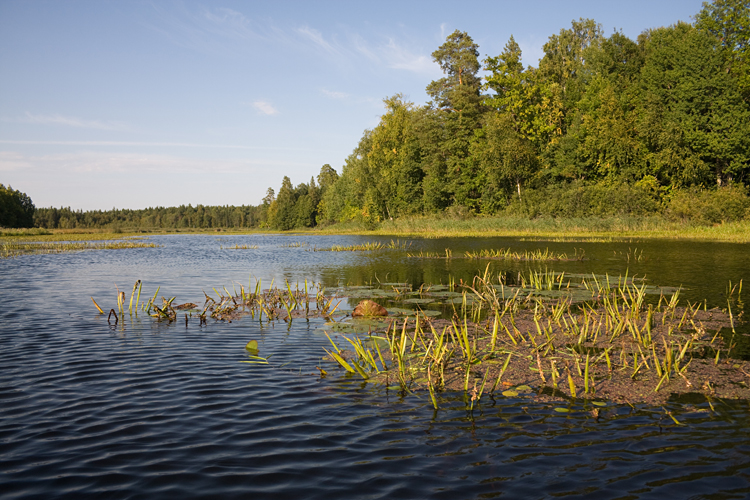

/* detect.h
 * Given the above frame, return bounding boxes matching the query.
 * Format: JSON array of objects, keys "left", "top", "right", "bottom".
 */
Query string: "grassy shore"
[
  {"left": 315, "top": 215, "right": 750, "bottom": 243},
  {"left": 4, "top": 215, "right": 749, "bottom": 243}
]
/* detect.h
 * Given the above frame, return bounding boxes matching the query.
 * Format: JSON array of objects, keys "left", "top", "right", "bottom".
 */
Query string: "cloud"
[
  {"left": 0, "top": 150, "right": 310, "bottom": 175},
  {"left": 144, "top": 4, "right": 279, "bottom": 56},
  {"left": 251, "top": 101, "right": 278, "bottom": 115},
  {"left": 381, "top": 38, "right": 438, "bottom": 74},
  {"left": 0, "top": 151, "right": 33, "bottom": 171},
  {"left": 296, "top": 26, "right": 339, "bottom": 55},
  {"left": 21, "top": 112, "right": 127, "bottom": 131},
  {"left": 0, "top": 140, "right": 333, "bottom": 153},
  {"left": 320, "top": 89, "right": 349, "bottom": 100},
  {"left": 201, "top": 7, "right": 257, "bottom": 41}
]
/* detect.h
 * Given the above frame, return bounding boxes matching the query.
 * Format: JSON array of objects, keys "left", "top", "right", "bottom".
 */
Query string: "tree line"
[
  {"left": 0, "top": 184, "right": 35, "bottom": 228},
  {"left": 4, "top": 0, "right": 749, "bottom": 230}
]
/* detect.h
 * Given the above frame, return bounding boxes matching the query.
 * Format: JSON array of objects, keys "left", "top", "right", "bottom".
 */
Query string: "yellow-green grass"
[
  {"left": 314, "top": 216, "right": 750, "bottom": 243},
  {"left": 2, "top": 239, "right": 162, "bottom": 258}
]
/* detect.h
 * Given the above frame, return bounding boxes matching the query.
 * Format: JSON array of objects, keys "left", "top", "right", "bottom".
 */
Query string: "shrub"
[{"left": 665, "top": 185, "right": 750, "bottom": 224}]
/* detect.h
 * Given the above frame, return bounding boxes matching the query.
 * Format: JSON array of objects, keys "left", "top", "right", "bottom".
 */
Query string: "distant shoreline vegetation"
[{"left": 4, "top": 1, "right": 749, "bottom": 238}]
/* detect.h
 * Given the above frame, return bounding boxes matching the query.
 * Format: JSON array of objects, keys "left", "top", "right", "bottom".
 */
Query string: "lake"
[{"left": 1, "top": 234, "right": 749, "bottom": 499}]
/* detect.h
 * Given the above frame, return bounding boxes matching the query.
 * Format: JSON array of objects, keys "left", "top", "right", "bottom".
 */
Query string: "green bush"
[
  {"left": 665, "top": 186, "right": 750, "bottom": 224},
  {"left": 504, "top": 181, "right": 661, "bottom": 218}
]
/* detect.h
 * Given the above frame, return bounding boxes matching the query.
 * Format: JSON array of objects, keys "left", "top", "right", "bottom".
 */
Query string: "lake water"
[{"left": 1, "top": 234, "right": 749, "bottom": 499}]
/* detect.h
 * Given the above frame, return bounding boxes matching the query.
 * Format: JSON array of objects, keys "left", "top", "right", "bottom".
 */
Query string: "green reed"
[
  {"left": 2, "top": 239, "right": 161, "bottom": 258},
  {"left": 323, "top": 269, "right": 742, "bottom": 408}
]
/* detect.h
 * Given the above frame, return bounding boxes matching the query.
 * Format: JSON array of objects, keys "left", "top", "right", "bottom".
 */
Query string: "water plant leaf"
[
  {"left": 352, "top": 300, "right": 388, "bottom": 317},
  {"left": 245, "top": 340, "right": 259, "bottom": 354},
  {"left": 91, "top": 297, "right": 104, "bottom": 314},
  {"left": 403, "top": 298, "right": 435, "bottom": 304},
  {"left": 554, "top": 408, "right": 570, "bottom": 413},
  {"left": 515, "top": 385, "right": 532, "bottom": 392},
  {"left": 324, "top": 348, "right": 355, "bottom": 373},
  {"left": 592, "top": 401, "right": 607, "bottom": 407},
  {"left": 502, "top": 390, "right": 519, "bottom": 397}
]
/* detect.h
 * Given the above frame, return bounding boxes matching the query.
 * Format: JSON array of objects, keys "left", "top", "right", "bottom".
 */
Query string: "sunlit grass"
[
  {"left": 323, "top": 270, "right": 745, "bottom": 408},
  {"left": 1, "top": 239, "right": 162, "bottom": 258},
  {"left": 310, "top": 240, "right": 412, "bottom": 252},
  {"left": 316, "top": 216, "right": 750, "bottom": 243}
]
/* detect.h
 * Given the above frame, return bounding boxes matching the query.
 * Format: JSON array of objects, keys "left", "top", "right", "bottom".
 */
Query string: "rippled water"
[{"left": 1, "top": 234, "right": 749, "bottom": 499}]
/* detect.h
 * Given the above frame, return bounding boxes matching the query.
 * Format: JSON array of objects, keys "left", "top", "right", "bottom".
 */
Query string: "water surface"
[{"left": 1, "top": 234, "right": 749, "bottom": 499}]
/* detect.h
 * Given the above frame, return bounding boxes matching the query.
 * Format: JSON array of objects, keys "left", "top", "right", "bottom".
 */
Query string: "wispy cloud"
[
  {"left": 0, "top": 151, "right": 33, "bottom": 171},
  {"left": 251, "top": 101, "right": 278, "bottom": 115},
  {"left": 147, "top": 4, "right": 439, "bottom": 77},
  {"left": 0, "top": 150, "right": 311, "bottom": 175},
  {"left": 320, "top": 89, "right": 349, "bottom": 100},
  {"left": 21, "top": 112, "right": 127, "bottom": 131},
  {"left": 144, "top": 4, "right": 280, "bottom": 56},
  {"left": 296, "top": 26, "right": 340, "bottom": 55},
  {"left": 0, "top": 139, "right": 314, "bottom": 150},
  {"left": 380, "top": 38, "right": 437, "bottom": 74}
]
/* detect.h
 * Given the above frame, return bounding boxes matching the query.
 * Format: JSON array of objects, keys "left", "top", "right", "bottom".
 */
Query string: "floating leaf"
[
  {"left": 515, "top": 385, "right": 532, "bottom": 392},
  {"left": 592, "top": 401, "right": 607, "bottom": 407},
  {"left": 554, "top": 408, "right": 570, "bottom": 413},
  {"left": 352, "top": 300, "right": 388, "bottom": 317},
  {"left": 245, "top": 340, "right": 259, "bottom": 353},
  {"left": 502, "top": 390, "right": 518, "bottom": 397},
  {"left": 403, "top": 298, "right": 435, "bottom": 304}
]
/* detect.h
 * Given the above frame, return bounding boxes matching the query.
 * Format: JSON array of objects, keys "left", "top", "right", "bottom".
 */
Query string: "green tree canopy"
[{"left": 0, "top": 184, "right": 35, "bottom": 228}]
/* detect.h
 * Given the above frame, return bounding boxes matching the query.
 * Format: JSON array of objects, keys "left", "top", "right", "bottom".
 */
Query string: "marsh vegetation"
[{"left": 94, "top": 265, "right": 748, "bottom": 409}]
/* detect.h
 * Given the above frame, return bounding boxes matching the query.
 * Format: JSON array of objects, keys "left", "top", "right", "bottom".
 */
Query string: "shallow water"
[{"left": 1, "top": 234, "right": 749, "bottom": 499}]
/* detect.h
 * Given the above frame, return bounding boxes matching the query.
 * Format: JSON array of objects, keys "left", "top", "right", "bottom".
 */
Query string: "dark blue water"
[{"left": 1, "top": 234, "right": 749, "bottom": 499}]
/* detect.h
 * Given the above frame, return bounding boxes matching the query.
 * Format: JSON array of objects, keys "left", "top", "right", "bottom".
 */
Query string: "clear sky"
[{"left": 0, "top": 0, "right": 706, "bottom": 210}]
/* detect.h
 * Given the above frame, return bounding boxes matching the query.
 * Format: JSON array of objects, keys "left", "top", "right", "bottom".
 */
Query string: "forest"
[{"left": 5, "top": 0, "right": 750, "bottom": 231}]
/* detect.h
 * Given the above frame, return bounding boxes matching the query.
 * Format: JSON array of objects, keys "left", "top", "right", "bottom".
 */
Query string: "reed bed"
[
  {"left": 222, "top": 244, "right": 259, "bottom": 249},
  {"left": 2, "top": 239, "right": 161, "bottom": 258},
  {"left": 310, "top": 240, "right": 412, "bottom": 252},
  {"left": 89, "top": 270, "right": 748, "bottom": 409},
  {"left": 324, "top": 271, "right": 747, "bottom": 408},
  {"left": 92, "top": 277, "right": 344, "bottom": 330},
  {"left": 406, "top": 247, "right": 585, "bottom": 262},
  {"left": 0, "top": 228, "right": 52, "bottom": 237}
]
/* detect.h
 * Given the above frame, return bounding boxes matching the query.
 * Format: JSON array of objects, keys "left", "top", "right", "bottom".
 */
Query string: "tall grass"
[{"left": 1, "top": 239, "right": 161, "bottom": 258}]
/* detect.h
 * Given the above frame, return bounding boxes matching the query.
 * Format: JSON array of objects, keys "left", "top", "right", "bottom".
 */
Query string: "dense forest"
[
  {"left": 4, "top": 0, "right": 749, "bottom": 230},
  {"left": 0, "top": 184, "right": 35, "bottom": 229}
]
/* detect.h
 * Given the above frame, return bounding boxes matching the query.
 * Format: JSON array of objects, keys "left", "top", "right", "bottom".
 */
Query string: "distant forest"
[{"left": 9, "top": 1, "right": 750, "bottom": 230}]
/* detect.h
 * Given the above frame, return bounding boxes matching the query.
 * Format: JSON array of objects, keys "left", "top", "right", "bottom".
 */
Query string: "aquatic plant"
[
  {"left": 87, "top": 271, "right": 747, "bottom": 409},
  {"left": 1, "top": 239, "right": 162, "bottom": 258},
  {"left": 407, "top": 247, "right": 584, "bottom": 262},
  {"left": 323, "top": 273, "right": 747, "bottom": 408},
  {"left": 222, "top": 244, "right": 259, "bottom": 249},
  {"left": 310, "top": 239, "right": 412, "bottom": 252}
]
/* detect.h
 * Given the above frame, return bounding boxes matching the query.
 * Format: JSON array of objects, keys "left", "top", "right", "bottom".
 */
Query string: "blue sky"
[{"left": 0, "top": 0, "right": 705, "bottom": 210}]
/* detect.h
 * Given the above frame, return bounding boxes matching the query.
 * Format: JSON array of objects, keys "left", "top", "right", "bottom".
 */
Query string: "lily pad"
[
  {"left": 502, "top": 390, "right": 519, "bottom": 397},
  {"left": 515, "top": 385, "right": 532, "bottom": 392},
  {"left": 428, "top": 291, "right": 463, "bottom": 298},
  {"left": 403, "top": 298, "right": 435, "bottom": 304},
  {"left": 554, "top": 407, "right": 570, "bottom": 413}
]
